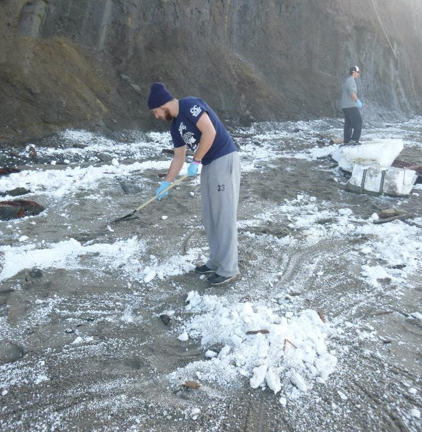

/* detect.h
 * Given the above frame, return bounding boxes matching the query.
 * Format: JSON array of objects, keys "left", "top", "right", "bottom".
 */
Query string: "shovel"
[{"left": 112, "top": 174, "right": 189, "bottom": 223}]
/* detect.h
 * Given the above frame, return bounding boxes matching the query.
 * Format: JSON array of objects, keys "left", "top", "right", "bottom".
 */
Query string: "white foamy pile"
[
  {"left": 169, "top": 291, "right": 337, "bottom": 401},
  {"left": 0, "top": 161, "right": 171, "bottom": 199},
  {"left": 0, "top": 237, "right": 197, "bottom": 283}
]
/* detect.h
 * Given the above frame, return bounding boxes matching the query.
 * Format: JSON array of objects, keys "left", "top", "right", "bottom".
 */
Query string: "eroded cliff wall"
[{"left": 0, "top": 0, "right": 421, "bottom": 144}]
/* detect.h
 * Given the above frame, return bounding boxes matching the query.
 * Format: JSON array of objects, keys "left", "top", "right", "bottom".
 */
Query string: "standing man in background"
[
  {"left": 341, "top": 66, "right": 363, "bottom": 145},
  {"left": 148, "top": 82, "right": 241, "bottom": 286}
]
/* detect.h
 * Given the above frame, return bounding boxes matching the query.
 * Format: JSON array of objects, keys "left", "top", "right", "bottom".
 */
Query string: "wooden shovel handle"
[{"left": 134, "top": 174, "right": 189, "bottom": 213}]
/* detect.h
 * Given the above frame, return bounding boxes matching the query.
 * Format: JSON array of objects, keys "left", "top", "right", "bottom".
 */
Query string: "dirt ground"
[{"left": 0, "top": 118, "right": 421, "bottom": 431}]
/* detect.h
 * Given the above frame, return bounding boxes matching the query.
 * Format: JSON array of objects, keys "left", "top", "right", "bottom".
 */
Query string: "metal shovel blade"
[{"left": 112, "top": 210, "right": 138, "bottom": 223}]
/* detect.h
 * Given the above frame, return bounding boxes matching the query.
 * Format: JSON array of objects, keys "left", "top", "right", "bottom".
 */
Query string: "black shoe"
[
  {"left": 208, "top": 273, "right": 237, "bottom": 286},
  {"left": 195, "top": 264, "right": 215, "bottom": 274}
]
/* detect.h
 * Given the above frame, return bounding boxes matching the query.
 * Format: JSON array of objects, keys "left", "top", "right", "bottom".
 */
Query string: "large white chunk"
[
  {"left": 266, "top": 367, "right": 282, "bottom": 394},
  {"left": 331, "top": 139, "right": 404, "bottom": 172},
  {"left": 290, "top": 371, "right": 308, "bottom": 392},
  {"left": 250, "top": 364, "right": 268, "bottom": 389},
  {"left": 346, "top": 164, "right": 417, "bottom": 196}
]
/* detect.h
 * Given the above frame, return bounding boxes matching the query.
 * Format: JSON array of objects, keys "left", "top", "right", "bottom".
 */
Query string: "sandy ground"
[{"left": 0, "top": 117, "right": 422, "bottom": 431}]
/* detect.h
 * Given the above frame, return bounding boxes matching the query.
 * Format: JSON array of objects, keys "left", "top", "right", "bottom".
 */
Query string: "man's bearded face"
[{"left": 152, "top": 107, "right": 173, "bottom": 122}]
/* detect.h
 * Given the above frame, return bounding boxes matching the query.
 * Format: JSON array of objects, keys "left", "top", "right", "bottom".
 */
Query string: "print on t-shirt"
[{"left": 179, "top": 122, "right": 197, "bottom": 149}]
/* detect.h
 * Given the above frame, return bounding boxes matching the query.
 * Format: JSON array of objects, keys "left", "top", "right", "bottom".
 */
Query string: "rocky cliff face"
[{"left": 1, "top": 0, "right": 421, "bottom": 145}]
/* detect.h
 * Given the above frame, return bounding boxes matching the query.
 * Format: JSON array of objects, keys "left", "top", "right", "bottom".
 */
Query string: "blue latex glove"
[
  {"left": 155, "top": 180, "right": 171, "bottom": 201},
  {"left": 356, "top": 99, "right": 363, "bottom": 109},
  {"left": 188, "top": 159, "right": 200, "bottom": 177}
]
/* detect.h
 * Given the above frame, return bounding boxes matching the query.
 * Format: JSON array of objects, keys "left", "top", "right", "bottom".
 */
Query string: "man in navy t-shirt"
[{"left": 148, "top": 82, "right": 241, "bottom": 285}]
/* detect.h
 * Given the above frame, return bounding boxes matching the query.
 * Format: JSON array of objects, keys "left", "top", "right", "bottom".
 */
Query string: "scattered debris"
[
  {"left": 0, "top": 167, "right": 21, "bottom": 176},
  {"left": 190, "top": 407, "right": 201, "bottom": 420},
  {"left": 337, "top": 390, "right": 348, "bottom": 401},
  {"left": 373, "top": 212, "right": 411, "bottom": 224},
  {"left": 329, "top": 138, "right": 343, "bottom": 145},
  {"left": 378, "top": 208, "right": 408, "bottom": 219},
  {"left": 182, "top": 381, "right": 201, "bottom": 390},
  {"left": 28, "top": 145, "right": 37, "bottom": 158},
  {"left": 283, "top": 339, "right": 297, "bottom": 351},
  {"left": 392, "top": 159, "right": 422, "bottom": 174},
  {"left": 318, "top": 310, "right": 326, "bottom": 323},
  {"left": 246, "top": 329, "right": 269, "bottom": 335}
]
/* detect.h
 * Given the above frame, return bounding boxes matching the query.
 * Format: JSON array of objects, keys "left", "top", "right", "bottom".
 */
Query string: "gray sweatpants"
[{"left": 200, "top": 152, "right": 241, "bottom": 277}]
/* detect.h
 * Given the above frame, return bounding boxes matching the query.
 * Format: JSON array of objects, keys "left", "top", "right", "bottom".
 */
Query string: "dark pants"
[{"left": 342, "top": 107, "right": 362, "bottom": 143}]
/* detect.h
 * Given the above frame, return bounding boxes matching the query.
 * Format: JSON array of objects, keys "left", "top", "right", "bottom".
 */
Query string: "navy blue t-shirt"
[{"left": 170, "top": 97, "right": 237, "bottom": 166}]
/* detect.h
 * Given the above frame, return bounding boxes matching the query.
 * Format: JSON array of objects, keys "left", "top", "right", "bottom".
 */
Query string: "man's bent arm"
[
  {"left": 349, "top": 92, "right": 358, "bottom": 102},
  {"left": 193, "top": 113, "right": 217, "bottom": 161}
]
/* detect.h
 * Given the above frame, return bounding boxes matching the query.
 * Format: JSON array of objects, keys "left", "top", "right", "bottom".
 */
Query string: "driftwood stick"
[
  {"left": 283, "top": 339, "right": 297, "bottom": 351},
  {"left": 318, "top": 310, "right": 326, "bottom": 323},
  {"left": 246, "top": 329, "right": 269, "bottom": 335},
  {"left": 373, "top": 214, "right": 411, "bottom": 224}
]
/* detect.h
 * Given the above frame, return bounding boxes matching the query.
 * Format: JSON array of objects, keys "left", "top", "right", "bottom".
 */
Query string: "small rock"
[
  {"left": 29, "top": 268, "right": 43, "bottom": 279},
  {"left": 96, "top": 152, "right": 113, "bottom": 163},
  {"left": 0, "top": 200, "right": 45, "bottom": 220},
  {"left": 337, "top": 390, "right": 348, "bottom": 400},
  {"left": 0, "top": 168, "right": 21, "bottom": 177},
  {"left": 379, "top": 208, "right": 407, "bottom": 219},
  {"left": 410, "top": 408, "right": 420, "bottom": 419},
  {"left": 190, "top": 407, "right": 201, "bottom": 419},
  {"left": 205, "top": 350, "right": 217, "bottom": 358},
  {"left": 160, "top": 314, "right": 171, "bottom": 326},
  {"left": 0, "top": 340, "right": 24, "bottom": 365},
  {"left": 178, "top": 331, "right": 189, "bottom": 341},
  {"left": 0, "top": 187, "right": 30, "bottom": 197}
]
